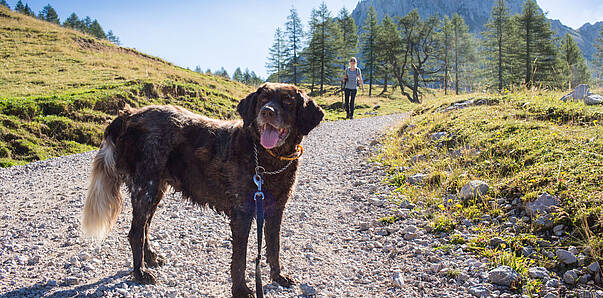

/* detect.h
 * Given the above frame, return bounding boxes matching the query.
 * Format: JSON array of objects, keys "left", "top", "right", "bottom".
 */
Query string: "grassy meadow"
[{"left": 375, "top": 88, "right": 602, "bottom": 293}]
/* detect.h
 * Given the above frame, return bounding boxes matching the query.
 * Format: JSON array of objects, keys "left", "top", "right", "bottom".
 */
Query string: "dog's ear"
[
  {"left": 295, "top": 90, "right": 324, "bottom": 136},
  {"left": 237, "top": 85, "right": 265, "bottom": 127}
]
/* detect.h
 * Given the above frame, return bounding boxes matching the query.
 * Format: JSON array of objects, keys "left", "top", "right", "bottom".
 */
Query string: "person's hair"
[{"left": 349, "top": 57, "right": 357, "bottom": 63}]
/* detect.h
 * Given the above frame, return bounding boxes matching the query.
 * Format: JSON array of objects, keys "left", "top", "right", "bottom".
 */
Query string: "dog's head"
[{"left": 237, "top": 83, "right": 324, "bottom": 149}]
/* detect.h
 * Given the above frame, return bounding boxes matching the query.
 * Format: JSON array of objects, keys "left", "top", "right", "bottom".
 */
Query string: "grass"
[
  {"left": 0, "top": 6, "right": 253, "bottom": 167},
  {"left": 376, "top": 87, "right": 602, "bottom": 294}
]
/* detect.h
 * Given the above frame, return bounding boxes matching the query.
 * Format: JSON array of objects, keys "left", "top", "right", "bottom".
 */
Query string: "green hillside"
[{"left": 0, "top": 6, "right": 252, "bottom": 167}]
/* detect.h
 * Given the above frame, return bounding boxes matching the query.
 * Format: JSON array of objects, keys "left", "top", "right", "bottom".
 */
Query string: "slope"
[{"left": 0, "top": 6, "right": 252, "bottom": 167}]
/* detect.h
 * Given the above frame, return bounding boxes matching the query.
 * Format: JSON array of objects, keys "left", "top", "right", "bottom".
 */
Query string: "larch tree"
[
  {"left": 361, "top": 6, "right": 379, "bottom": 96},
  {"left": 266, "top": 27, "right": 287, "bottom": 83},
  {"left": 560, "top": 33, "right": 590, "bottom": 88},
  {"left": 39, "top": 4, "right": 60, "bottom": 24},
  {"left": 375, "top": 14, "right": 401, "bottom": 95},
  {"left": 285, "top": 7, "right": 303, "bottom": 85},
  {"left": 337, "top": 7, "right": 358, "bottom": 70},
  {"left": 483, "top": 0, "right": 514, "bottom": 92}
]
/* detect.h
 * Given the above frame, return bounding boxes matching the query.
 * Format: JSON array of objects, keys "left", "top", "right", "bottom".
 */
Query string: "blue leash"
[{"left": 253, "top": 174, "right": 265, "bottom": 298}]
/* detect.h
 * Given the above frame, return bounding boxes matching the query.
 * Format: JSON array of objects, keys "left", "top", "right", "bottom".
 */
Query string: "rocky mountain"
[{"left": 351, "top": 0, "right": 601, "bottom": 61}]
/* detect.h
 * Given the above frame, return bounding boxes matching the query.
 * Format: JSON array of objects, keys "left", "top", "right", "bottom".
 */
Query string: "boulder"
[
  {"left": 585, "top": 94, "right": 602, "bottom": 105},
  {"left": 587, "top": 261, "right": 600, "bottom": 274},
  {"left": 574, "top": 84, "right": 590, "bottom": 100},
  {"left": 556, "top": 249, "right": 578, "bottom": 265},
  {"left": 525, "top": 193, "right": 559, "bottom": 217},
  {"left": 459, "top": 180, "right": 489, "bottom": 201},
  {"left": 488, "top": 265, "right": 521, "bottom": 287},
  {"left": 563, "top": 270, "right": 578, "bottom": 285}
]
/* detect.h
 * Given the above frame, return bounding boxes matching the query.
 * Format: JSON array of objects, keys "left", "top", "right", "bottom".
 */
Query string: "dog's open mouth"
[{"left": 260, "top": 123, "right": 288, "bottom": 149}]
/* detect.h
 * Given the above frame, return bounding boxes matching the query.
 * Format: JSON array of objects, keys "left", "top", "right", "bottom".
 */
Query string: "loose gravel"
[{"left": 1, "top": 114, "right": 502, "bottom": 297}]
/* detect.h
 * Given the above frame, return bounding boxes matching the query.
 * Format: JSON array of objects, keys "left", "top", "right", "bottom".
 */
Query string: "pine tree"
[
  {"left": 285, "top": 7, "right": 303, "bottom": 85},
  {"left": 213, "top": 67, "right": 229, "bottom": 78},
  {"left": 337, "top": 7, "right": 358, "bottom": 69},
  {"left": 194, "top": 66, "right": 202, "bottom": 73},
  {"left": 266, "top": 27, "right": 287, "bottom": 83},
  {"left": 0, "top": 0, "right": 10, "bottom": 9},
  {"left": 23, "top": 3, "right": 34, "bottom": 16},
  {"left": 437, "top": 15, "right": 453, "bottom": 94},
  {"left": 63, "top": 13, "right": 81, "bottom": 29},
  {"left": 515, "top": 0, "right": 562, "bottom": 88},
  {"left": 39, "top": 4, "right": 60, "bottom": 24},
  {"left": 88, "top": 19, "right": 106, "bottom": 39},
  {"left": 307, "top": 3, "right": 342, "bottom": 93},
  {"left": 451, "top": 13, "right": 475, "bottom": 94},
  {"left": 361, "top": 6, "right": 379, "bottom": 96},
  {"left": 300, "top": 28, "right": 321, "bottom": 93},
  {"left": 560, "top": 34, "right": 590, "bottom": 88},
  {"left": 593, "top": 27, "right": 603, "bottom": 82},
  {"left": 375, "top": 14, "right": 401, "bottom": 95},
  {"left": 232, "top": 67, "right": 243, "bottom": 82},
  {"left": 14, "top": 1, "right": 26, "bottom": 14},
  {"left": 106, "top": 30, "right": 121, "bottom": 45},
  {"left": 483, "top": 0, "right": 515, "bottom": 92}
]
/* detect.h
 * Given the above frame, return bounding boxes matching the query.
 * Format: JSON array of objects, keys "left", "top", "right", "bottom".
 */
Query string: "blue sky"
[{"left": 10, "top": 0, "right": 603, "bottom": 78}]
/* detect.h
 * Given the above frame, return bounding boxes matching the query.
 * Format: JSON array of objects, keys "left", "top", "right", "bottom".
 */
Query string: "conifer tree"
[
  {"left": 39, "top": 4, "right": 60, "bottom": 24},
  {"left": 285, "top": 7, "right": 303, "bottom": 85},
  {"left": 337, "top": 7, "right": 358, "bottom": 69},
  {"left": 361, "top": 6, "right": 379, "bottom": 96},
  {"left": 437, "top": 15, "right": 453, "bottom": 94},
  {"left": 593, "top": 27, "right": 603, "bottom": 82},
  {"left": 106, "top": 30, "right": 121, "bottom": 45},
  {"left": 483, "top": 0, "right": 515, "bottom": 92},
  {"left": 266, "top": 27, "right": 287, "bottom": 83},
  {"left": 375, "top": 14, "right": 401, "bottom": 94},
  {"left": 515, "top": 0, "right": 561, "bottom": 88},
  {"left": 23, "top": 3, "right": 34, "bottom": 16},
  {"left": 307, "top": 2, "right": 342, "bottom": 93},
  {"left": 194, "top": 66, "right": 202, "bottom": 73},
  {"left": 560, "top": 34, "right": 590, "bottom": 88},
  {"left": 63, "top": 13, "right": 81, "bottom": 30},
  {"left": 0, "top": 0, "right": 10, "bottom": 9},
  {"left": 88, "top": 19, "right": 106, "bottom": 39},
  {"left": 451, "top": 13, "right": 475, "bottom": 94},
  {"left": 232, "top": 67, "right": 243, "bottom": 82}
]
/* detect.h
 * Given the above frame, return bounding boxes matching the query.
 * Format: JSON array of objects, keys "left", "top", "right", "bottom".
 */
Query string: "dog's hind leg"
[
  {"left": 230, "top": 208, "right": 253, "bottom": 298},
  {"left": 265, "top": 207, "right": 294, "bottom": 288},
  {"left": 128, "top": 178, "right": 163, "bottom": 285},
  {"left": 143, "top": 181, "right": 167, "bottom": 268}
]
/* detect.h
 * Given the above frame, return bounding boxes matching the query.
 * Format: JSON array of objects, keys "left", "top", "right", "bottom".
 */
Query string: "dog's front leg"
[
  {"left": 264, "top": 207, "right": 294, "bottom": 287},
  {"left": 230, "top": 209, "right": 253, "bottom": 298}
]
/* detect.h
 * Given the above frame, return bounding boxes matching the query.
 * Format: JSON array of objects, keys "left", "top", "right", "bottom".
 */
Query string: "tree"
[
  {"left": 284, "top": 7, "right": 303, "bottom": 85},
  {"left": 232, "top": 67, "right": 243, "bottom": 82},
  {"left": 213, "top": 67, "right": 229, "bottom": 78},
  {"left": 375, "top": 14, "right": 401, "bottom": 95},
  {"left": 87, "top": 19, "right": 106, "bottom": 39},
  {"left": 194, "top": 65, "right": 202, "bottom": 73},
  {"left": 23, "top": 3, "right": 34, "bottom": 16},
  {"left": 306, "top": 3, "right": 342, "bottom": 93},
  {"left": 266, "top": 27, "right": 287, "bottom": 83},
  {"left": 593, "top": 27, "right": 603, "bottom": 82},
  {"left": 1, "top": 0, "right": 10, "bottom": 9},
  {"left": 14, "top": 1, "right": 33, "bottom": 16},
  {"left": 451, "top": 13, "right": 475, "bottom": 94},
  {"left": 106, "top": 30, "right": 121, "bottom": 45},
  {"left": 361, "top": 6, "right": 379, "bottom": 96},
  {"left": 483, "top": 0, "right": 515, "bottom": 92},
  {"left": 337, "top": 7, "right": 358, "bottom": 69},
  {"left": 38, "top": 4, "right": 60, "bottom": 24},
  {"left": 515, "top": 0, "right": 562, "bottom": 88},
  {"left": 560, "top": 34, "right": 590, "bottom": 88},
  {"left": 437, "top": 15, "right": 453, "bottom": 94},
  {"left": 63, "top": 13, "right": 82, "bottom": 30}
]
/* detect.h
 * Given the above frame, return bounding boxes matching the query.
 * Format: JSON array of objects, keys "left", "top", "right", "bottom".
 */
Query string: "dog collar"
[{"left": 266, "top": 144, "right": 303, "bottom": 161}]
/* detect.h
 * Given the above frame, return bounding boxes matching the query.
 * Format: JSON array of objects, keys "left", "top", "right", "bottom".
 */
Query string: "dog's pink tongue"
[{"left": 260, "top": 126, "right": 279, "bottom": 149}]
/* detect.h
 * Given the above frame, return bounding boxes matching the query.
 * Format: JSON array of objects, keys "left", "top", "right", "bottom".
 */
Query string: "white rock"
[
  {"left": 392, "top": 271, "right": 404, "bottom": 288},
  {"left": 585, "top": 94, "right": 603, "bottom": 105}
]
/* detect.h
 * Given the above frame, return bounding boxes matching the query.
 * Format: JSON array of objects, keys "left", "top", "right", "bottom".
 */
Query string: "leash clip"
[{"left": 253, "top": 173, "right": 264, "bottom": 201}]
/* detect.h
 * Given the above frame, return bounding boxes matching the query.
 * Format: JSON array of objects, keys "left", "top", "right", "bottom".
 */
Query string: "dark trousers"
[{"left": 344, "top": 88, "right": 357, "bottom": 119}]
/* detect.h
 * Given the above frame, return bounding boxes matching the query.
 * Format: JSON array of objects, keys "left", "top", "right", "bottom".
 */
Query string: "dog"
[{"left": 81, "top": 82, "right": 324, "bottom": 297}]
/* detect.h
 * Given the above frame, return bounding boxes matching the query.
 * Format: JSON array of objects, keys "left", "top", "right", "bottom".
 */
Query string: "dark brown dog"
[{"left": 81, "top": 82, "right": 324, "bottom": 297}]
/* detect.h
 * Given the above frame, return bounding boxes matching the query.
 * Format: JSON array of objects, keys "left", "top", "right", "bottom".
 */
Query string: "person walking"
[{"left": 342, "top": 57, "right": 364, "bottom": 119}]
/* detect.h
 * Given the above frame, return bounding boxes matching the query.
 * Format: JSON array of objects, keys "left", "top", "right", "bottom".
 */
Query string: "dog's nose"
[{"left": 261, "top": 106, "right": 276, "bottom": 119}]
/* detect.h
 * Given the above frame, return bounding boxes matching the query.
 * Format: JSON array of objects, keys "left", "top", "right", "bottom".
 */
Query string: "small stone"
[
  {"left": 525, "top": 193, "right": 559, "bottom": 217},
  {"left": 65, "top": 277, "right": 79, "bottom": 286},
  {"left": 78, "top": 252, "right": 91, "bottom": 261},
  {"left": 488, "top": 265, "right": 521, "bottom": 287},
  {"left": 556, "top": 249, "right": 578, "bottom": 265},
  {"left": 28, "top": 256, "right": 40, "bottom": 266},
  {"left": 457, "top": 272, "right": 470, "bottom": 282},
  {"left": 543, "top": 293, "right": 557, "bottom": 298},
  {"left": 489, "top": 237, "right": 506, "bottom": 248},
  {"left": 406, "top": 173, "right": 427, "bottom": 185},
  {"left": 579, "top": 273, "right": 591, "bottom": 283},
  {"left": 468, "top": 285, "right": 490, "bottom": 297},
  {"left": 116, "top": 288, "right": 128, "bottom": 296},
  {"left": 370, "top": 198, "right": 385, "bottom": 207},
  {"left": 430, "top": 131, "right": 448, "bottom": 141},
  {"left": 459, "top": 180, "right": 489, "bottom": 201},
  {"left": 392, "top": 271, "right": 404, "bottom": 288},
  {"left": 587, "top": 261, "right": 600, "bottom": 274},
  {"left": 358, "top": 222, "right": 370, "bottom": 231},
  {"left": 568, "top": 246, "right": 579, "bottom": 255},
  {"left": 375, "top": 228, "right": 389, "bottom": 236},
  {"left": 528, "top": 267, "right": 549, "bottom": 279},
  {"left": 563, "top": 270, "right": 578, "bottom": 285},
  {"left": 553, "top": 225, "right": 565, "bottom": 236},
  {"left": 299, "top": 283, "right": 316, "bottom": 296},
  {"left": 521, "top": 246, "right": 534, "bottom": 257},
  {"left": 585, "top": 94, "right": 602, "bottom": 105},
  {"left": 545, "top": 278, "right": 560, "bottom": 288},
  {"left": 15, "top": 255, "right": 28, "bottom": 265}
]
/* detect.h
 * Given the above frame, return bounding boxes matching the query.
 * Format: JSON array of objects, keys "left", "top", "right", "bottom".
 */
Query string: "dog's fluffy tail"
[
  {"left": 82, "top": 138, "right": 122, "bottom": 240},
  {"left": 82, "top": 106, "right": 132, "bottom": 240}
]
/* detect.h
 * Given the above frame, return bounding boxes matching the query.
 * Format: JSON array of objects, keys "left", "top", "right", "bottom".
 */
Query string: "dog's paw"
[
  {"left": 232, "top": 284, "right": 254, "bottom": 298},
  {"left": 132, "top": 268, "right": 157, "bottom": 285},
  {"left": 144, "top": 253, "right": 166, "bottom": 268},
  {"left": 272, "top": 274, "right": 294, "bottom": 288}
]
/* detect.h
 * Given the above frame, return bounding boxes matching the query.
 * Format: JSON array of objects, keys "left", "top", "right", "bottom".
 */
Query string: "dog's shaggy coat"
[{"left": 82, "top": 83, "right": 324, "bottom": 297}]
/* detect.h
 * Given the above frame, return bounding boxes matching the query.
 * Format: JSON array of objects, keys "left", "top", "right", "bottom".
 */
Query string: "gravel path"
[{"left": 0, "top": 114, "right": 490, "bottom": 297}]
